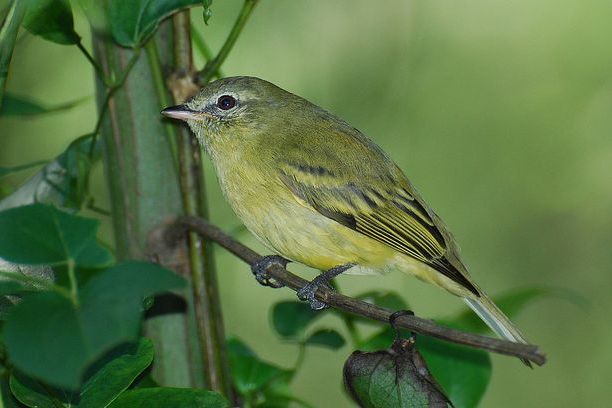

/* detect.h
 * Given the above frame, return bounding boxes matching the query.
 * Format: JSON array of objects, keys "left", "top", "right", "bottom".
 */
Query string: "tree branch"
[{"left": 166, "top": 216, "right": 547, "bottom": 366}]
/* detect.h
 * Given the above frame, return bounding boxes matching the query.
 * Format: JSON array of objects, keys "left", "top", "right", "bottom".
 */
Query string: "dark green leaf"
[
  {"left": 9, "top": 371, "right": 71, "bottom": 408},
  {"left": 108, "top": 0, "right": 200, "bottom": 47},
  {"left": 4, "top": 262, "right": 185, "bottom": 389},
  {"left": 228, "top": 338, "right": 288, "bottom": 396},
  {"left": 357, "top": 290, "right": 409, "bottom": 311},
  {"left": 202, "top": 0, "right": 213, "bottom": 24},
  {"left": 0, "top": 134, "right": 101, "bottom": 211},
  {"left": 305, "top": 329, "right": 345, "bottom": 350},
  {"left": 344, "top": 338, "right": 452, "bottom": 408},
  {"left": 448, "top": 287, "right": 584, "bottom": 333},
  {"left": 0, "top": 204, "right": 112, "bottom": 267},
  {"left": 108, "top": 388, "right": 229, "bottom": 408},
  {"left": 1, "top": 372, "right": 21, "bottom": 408},
  {"left": 23, "top": 0, "right": 80, "bottom": 45},
  {"left": 271, "top": 301, "right": 321, "bottom": 339},
  {"left": 419, "top": 337, "right": 491, "bottom": 408},
  {"left": 0, "top": 281, "right": 27, "bottom": 296},
  {"left": 0, "top": 160, "right": 48, "bottom": 178},
  {"left": 0, "top": 93, "right": 86, "bottom": 116},
  {"left": 79, "top": 338, "right": 155, "bottom": 408}
]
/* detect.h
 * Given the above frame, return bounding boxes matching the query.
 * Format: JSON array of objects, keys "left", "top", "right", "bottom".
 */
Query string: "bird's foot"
[
  {"left": 251, "top": 255, "right": 288, "bottom": 288},
  {"left": 297, "top": 263, "right": 354, "bottom": 310}
]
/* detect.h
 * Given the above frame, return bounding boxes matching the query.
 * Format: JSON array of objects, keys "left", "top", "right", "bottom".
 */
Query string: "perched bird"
[{"left": 162, "top": 76, "right": 529, "bottom": 350}]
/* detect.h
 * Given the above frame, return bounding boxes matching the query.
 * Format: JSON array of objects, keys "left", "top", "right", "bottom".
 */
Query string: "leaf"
[
  {"left": 108, "top": 388, "right": 229, "bottom": 408},
  {"left": 344, "top": 338, "right": 452, "bottom": 408},
  {"left": 22, "top": 0, "right": 80, "bottom": 45},
  {"left": 305, "top": 329, "right": 345, "bottom": 350},
  {"left": 448, "top": 287, "right": 585, "bottom": 333},
  {"left": 357, "top": 290, "right": 409, "bottom": 311},
  {"left": 79, "top": 338, "right": 155, "bottom": 408},
  {"left": 108, "top": 0, "right": 201, "bottom": 47},
  {"left": 419, "top": 337, "right": 491, "bottom": 408},
  {"left": 9, "top": 371, "right": 70, "bottom": 408},
  {"left": 3, "top": 262, "right": 185, "bottom": 389},
  {"left": 0, "top": 93, "right": 86, "bottom": 116},
  {"left": 0, "top": 160, "right": 48, "bottom": 178},
  {"left": 227, "top": 337, "right": 288, "bottom": 396},
  {"left": 0, "top": 280, "right": 27, "bottom": 296},
  {"left": 271, "top": 301, "right": 322, "bottom": 339},
  {"left": 0, "top": 204, "right": 113, "bottom": 268},
  {"left": 202, "top": 0, "right": 213, "bottom": 24},
  {"left": 0, "top": 134, "right": 101, "bottom": 211},
  {"left": 0, "top": 372, "right": 21, "bottom": 408},
  {"left": 358, "top": 328, "right": 491, "bottom": 408}
]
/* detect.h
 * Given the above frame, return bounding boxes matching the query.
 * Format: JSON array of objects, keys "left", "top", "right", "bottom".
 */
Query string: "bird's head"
[{"left": 161, "top": 76, "right": 295, "bottom": 152}]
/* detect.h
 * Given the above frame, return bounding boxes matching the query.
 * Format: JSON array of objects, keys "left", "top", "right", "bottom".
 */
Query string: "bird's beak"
[{"left": 161, "top": 104, "right": 197, "bottom": 121}]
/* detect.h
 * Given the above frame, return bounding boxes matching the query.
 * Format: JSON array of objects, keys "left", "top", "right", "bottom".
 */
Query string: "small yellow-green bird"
[{"left": 162, "top": 76, "right": 529, "bottom": 347}]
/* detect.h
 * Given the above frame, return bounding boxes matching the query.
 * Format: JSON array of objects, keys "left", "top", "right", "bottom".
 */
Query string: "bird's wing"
[{"left": 279, "top": 156, "right": 479, "bottom": 296}]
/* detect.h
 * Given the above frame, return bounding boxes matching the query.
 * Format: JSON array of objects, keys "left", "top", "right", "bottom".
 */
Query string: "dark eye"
[{"left": 217, "top": 95, "right": 236, "bottom": 110}]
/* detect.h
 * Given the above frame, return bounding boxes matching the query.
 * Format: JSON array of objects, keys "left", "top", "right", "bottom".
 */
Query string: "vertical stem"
[
  {"left": 169, "top": 11, "right": 233, "bottom": 398},
  {"left": 93, "top": 30, "right": 200, "bottom": 387},
  {"left": 0, "top": 0, "right": 26, "bottom": 110}
]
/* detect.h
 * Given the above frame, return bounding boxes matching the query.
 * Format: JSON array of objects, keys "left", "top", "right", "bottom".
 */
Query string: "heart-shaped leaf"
[
  {"left": 305, "top": 329, "right": 345, "bottom": 350},
  {"left": 344, "top": 338, "right": 452, "bottom": 407},
  {"left": 3, "top": 262, "right": 185, "bottom": 389},
  {"left": 271, "top": 301, "right": 322, "bottom": 340},
  {"left": 0, "top": 204, "right": 112, "bottom": 267},
  {"left": 23, "top": 0, "right": 80, "bottom": 45},
  {"left": 108, "top": 0, "right": 201, "bottom": 47},
  {"left": 227, "top": 337, "right": 288, "bottom": 396}
]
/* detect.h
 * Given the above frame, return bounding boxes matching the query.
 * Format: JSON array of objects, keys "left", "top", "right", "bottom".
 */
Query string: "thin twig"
[
  {"left": 168, "top": 216, "right": 547, "bottom": 366},
  {"left": 197, "top": 0, "right": 259, "bottom": 84}
]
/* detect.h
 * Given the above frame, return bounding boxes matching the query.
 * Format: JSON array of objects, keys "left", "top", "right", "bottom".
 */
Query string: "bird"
[{"left": 161, "top": 76, "right": 530, "bottom": 352}]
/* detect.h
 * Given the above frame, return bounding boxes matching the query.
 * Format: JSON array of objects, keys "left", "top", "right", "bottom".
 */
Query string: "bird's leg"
[
  {"left": 297, "top": 263, "right": 354, "bottom": 310},
  {"left": 389, "top": 310, "right": 415, "bottom": 342},
  {"left": 251, "top": 255, "right": 288, "bottom": 288}
]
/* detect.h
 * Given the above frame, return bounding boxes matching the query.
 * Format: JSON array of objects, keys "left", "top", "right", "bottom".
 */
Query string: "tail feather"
[{"left": 463, "top": 294, "right": 532, "bottom": 366}]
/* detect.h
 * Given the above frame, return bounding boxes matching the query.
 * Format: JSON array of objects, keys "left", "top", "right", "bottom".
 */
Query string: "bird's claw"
[
  {"left": 297, "top": 281, "right": 330, "bottom": 310},
  {"left": 251, "top": 255, "right": 287, "bottom": 288}
]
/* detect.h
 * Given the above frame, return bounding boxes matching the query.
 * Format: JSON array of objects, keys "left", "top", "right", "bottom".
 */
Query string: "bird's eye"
[{"left": 217, "top": 95, "right": 236, "bottom": 110}]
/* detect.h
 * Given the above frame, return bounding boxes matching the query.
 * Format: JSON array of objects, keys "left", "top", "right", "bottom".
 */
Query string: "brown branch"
[{"left": 167, "top": 216, "right": 547, "bottom": 366}]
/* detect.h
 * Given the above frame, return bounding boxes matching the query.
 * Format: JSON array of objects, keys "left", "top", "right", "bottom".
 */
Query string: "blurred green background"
[{"left": 2, "top": 0, "right": 611, "bottom": 406}]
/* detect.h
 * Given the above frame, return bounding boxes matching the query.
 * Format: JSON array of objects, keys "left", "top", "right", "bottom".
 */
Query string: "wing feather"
[{"left": 280, "top": 161, "right": 479, "bottom": 296}]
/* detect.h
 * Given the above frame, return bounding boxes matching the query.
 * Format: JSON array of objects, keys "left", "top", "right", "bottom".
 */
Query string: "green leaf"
[
  {"left": 0, "top": 280, "right": 27, "bottom": 296},
  {"left": 3, "top": 262, "right": 185, "bottom": 389},
  {"left": 0, "top": 134, "right": 101, "bottom": 211},
  {"left": 202, "top": 0, "right": 213, "bottom": 24},
  {"left": 0, "top": 160, "right": 48, "bottom": 178},
  {"left": 108, "top": 0, "right": 200, "bottom": 47},
  {"left": 1, "top": 372, "right": 21, "bottom": 408},
  {"left": 271, "top": 301, "right": 322, "bottom": 339},
  {"left": 227, "top": 337, "right": 288, "bottom": 396},
  {"left": 357, "top": 290, "right": 409, "bottom": 311},
  {"left": 0, "top": 204, "right": 113, "bottom": 268},
  {"left": 305, "top": 329, "right": 345, "bottom": 350},
  {"left": 9, "top": 371, "right": 70, "bottom": 408},
  {"left": 419, "top": 337, "right": 491, "bottom": 408},
  {"left": 23, "top": 0, "right": 80, "bottom": 45},
  {"left": 79, "top": 338, "right": 155, "bottom": 408},
  {"left": 108, "top": 388, "right": 228, "bottom": 408},
  {"left": 0, "top": 93, "right": 86, "bottom": 116},
  {"left": 448, "top": 287, "right": 583, "bottom": 333},
  {"left": 344, "top": 339, "right": 452, "bottom": 408}
]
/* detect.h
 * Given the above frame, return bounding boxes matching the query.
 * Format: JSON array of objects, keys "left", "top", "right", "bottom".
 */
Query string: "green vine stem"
[{"left": 198, "top": 0, "right": 259, "bottom": 84}]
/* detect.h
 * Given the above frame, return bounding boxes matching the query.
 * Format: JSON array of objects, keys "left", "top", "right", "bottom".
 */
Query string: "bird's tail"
[{"left": 463, "top": 293, "right": 532, "bottom": 366}]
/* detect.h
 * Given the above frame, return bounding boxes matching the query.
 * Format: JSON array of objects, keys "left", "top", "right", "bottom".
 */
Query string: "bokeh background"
[{"left": 2, "top": 0, "right": 611, "bottom": 406}]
